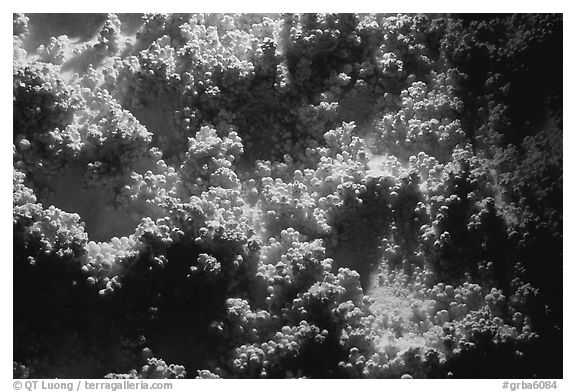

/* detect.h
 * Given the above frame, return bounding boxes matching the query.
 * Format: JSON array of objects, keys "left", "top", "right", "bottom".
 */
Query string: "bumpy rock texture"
[{"left": 13, "top": 13, "right": 562, "bottom": 379}]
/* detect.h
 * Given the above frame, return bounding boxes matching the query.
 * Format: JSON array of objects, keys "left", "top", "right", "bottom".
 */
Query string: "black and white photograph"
[{"left": 11, "top": 8, "right": 565, "bottom": 382}]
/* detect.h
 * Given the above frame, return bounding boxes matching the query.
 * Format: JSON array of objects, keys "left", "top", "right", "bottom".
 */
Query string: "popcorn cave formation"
[{"left": 13, "top": 13, "right": 562, "bottom": 379}]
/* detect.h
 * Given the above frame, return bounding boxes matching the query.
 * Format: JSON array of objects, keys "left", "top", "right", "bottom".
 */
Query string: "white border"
[{"left": 3, "top": 3, "right": 574, "bottom": 390}]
